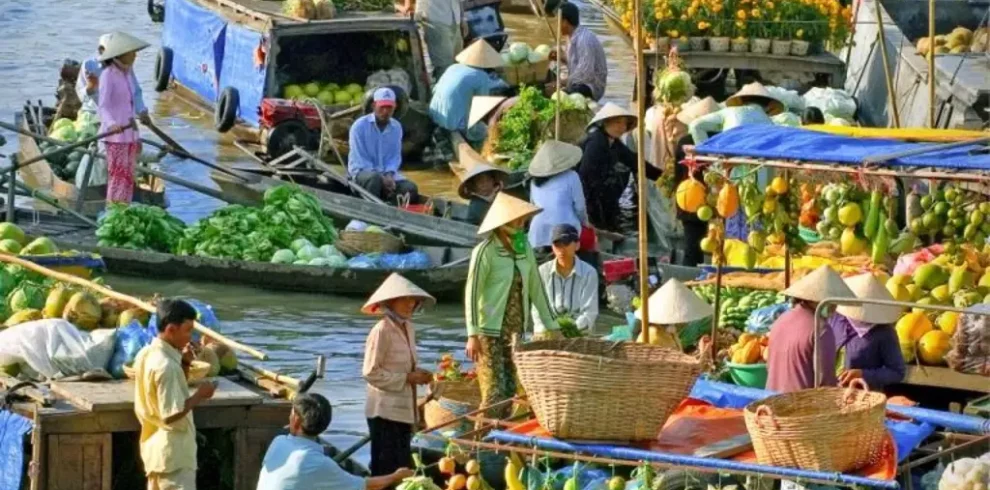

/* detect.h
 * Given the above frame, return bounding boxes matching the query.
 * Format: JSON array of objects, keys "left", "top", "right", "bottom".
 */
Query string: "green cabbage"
[
  {"left": 508, "top": 42, "right": 530, "bottom": 63},
  {"left": 308, "top": 257, "right": 331, "bottom": 266},
  {"left": 296, "top": 245, "right": 320, "bottom": 262},
  {"left": 291, "top": 238, "right": 314, "bottom": 253},
  {"left": 270, "top": 249, "right": 296, "bottom": 264},
  {"left": 292, "top": 260, "right": 309, "bottom": 265},
  {"left": 325, "top": 255, "right": 347, "bottom": 267}
]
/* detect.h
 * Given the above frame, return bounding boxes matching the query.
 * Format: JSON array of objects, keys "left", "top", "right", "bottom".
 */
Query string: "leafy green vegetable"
[
  {"left": 557, "top": 314, "right": 583, "bottom": 338},
  {"left": 96, "top": 203, "right": 187, "bottom": 252},
  {"left": 494, "top": 86, "right": 587, "bottom": 170}
]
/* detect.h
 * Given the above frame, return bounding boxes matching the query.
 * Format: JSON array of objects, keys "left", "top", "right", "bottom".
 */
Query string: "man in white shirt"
[
  {"left": 533, "top": 224, "right": 599, "bottom": 334},
  {"left": 399, "top": 0, "right": 464, "bottom": 78},
  {"left": 256, "top": 393, "right": 413, "bottom": 490}
]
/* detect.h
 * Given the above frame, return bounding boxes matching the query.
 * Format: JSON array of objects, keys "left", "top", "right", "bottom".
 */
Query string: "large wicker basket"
[
  {"left": 513, "top": 338, "right": 702, "bottom": 441},
  {"left": 743, "top": 379, "right": 888, "bottom": 472},
  {"left": 424, "top": 380, "right": 482, "bottom": 432},
  {"left": 336, "top": 230, "right": 404, "bottom": 257}
]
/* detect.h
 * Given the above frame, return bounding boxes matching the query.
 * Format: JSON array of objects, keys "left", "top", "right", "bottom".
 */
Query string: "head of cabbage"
[
  {"left": 270, "top": 249, "right": 296, "bottom": 264},
  {"left": 508, "top": 42, "right": 531, "bottom": 64},
  {"left": 296, "top": 245, "right": 321, "bottom": 262},
  {"left": 290, "top": 238, "right": 314, "bottom": 253},
  {"left": 308, "top": 257, "right": 331, "bottom": 267}
]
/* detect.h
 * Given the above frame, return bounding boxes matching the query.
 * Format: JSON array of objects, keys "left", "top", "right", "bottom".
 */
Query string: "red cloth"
[
  {"left": 105, "top": 142, "right": 138, "bottom": 203},
  {"left": 579, "top": 226, "right": 598, "bottom": 252}
]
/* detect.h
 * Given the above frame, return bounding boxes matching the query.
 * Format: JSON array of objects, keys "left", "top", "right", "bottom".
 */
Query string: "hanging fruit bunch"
[
  {"left": 654, "top": 47, "right": 697, "bottom": 195},
  {"left": 749, "top": 173, "right": 807, "bottom": 255},
  {"left": 910, "top": 183, "right": 990, "bottom": 246},
  {"left": 798, "top": 182, "right": 822, "bottom": 229}
]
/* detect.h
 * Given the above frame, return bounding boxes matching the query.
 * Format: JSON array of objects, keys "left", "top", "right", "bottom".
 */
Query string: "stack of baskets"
[
  {"left": 513, "top": 338, "right": 702, "bottom": 441},
  {"left": 336, "top": 230, "right": 404, "bottom": 257},
  {"left": 423, "top": 380, "right": 482, "bottom": 433},
  {"left": 743, "top": 379, "right": 888, "bottom": 472}
]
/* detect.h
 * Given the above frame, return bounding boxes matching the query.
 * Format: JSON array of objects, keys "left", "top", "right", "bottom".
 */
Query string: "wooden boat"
[
  {"left": 14, "top": 112, "right": 166, "bottom": 216},
  {"left": 19, "top": 213, "right": 472, "bottom": 299}
]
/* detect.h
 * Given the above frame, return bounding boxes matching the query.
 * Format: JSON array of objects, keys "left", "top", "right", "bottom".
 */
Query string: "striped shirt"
[{"left": 566, "top": 26, "right": 607, "bottom": 101}]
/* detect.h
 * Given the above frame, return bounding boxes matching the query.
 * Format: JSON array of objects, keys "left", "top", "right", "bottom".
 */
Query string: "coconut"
[
  {"left": 118, "top": 308, "right": 150, "bottom": 328},
  {"left": 197, "top": 346, "right": 222, "bottom": 377},
  {"left": 63, "top": 292, "right": 103, "bottom": 331},
  {"left": 0, "top": 223, "right": 26, "bottom": 246},
  {"left": 206, "top": 343, "right": 238, "bottom": 374},
  {"left": 43, "top": 286, "right": 74, "bottom": 319},
  {"left": 8, "top": 285, "right": 45, "bottom": 313},
  {"left": 0, "top": 239, "right": 22, "bottom": 254},
  {"left": 4, "top": 309, "right": 43, "bottom": 327},
  {"left": 21, "top": 237, "right": 58, "bottom": 255},
  {"left": 100, "top": 303, "right": 121, "bottom": 329},
  {"left": 282, "top": 0, "right": 316, "bottom": 19}
]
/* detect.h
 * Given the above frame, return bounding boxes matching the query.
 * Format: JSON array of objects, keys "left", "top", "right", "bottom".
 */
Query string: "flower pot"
[
  {"left": 791, "top": 39, "right": 810, "bottom": 56},
  {"left": 709, "top": 37, "right": 731, "bottom": 52},
  {"left": 751, "top": 38, "right": 771, "bottom": 54},
  {"left": 688, "top": 36, "right": 707, "bottom": 51},
  {"left": 672, "top": 37, "right": 691, "bottom": 52},
  {"left": 771, "top": 39, "right": 792, "bottom": 56},
  {"left": 653, "top": 36, "right": 670, "bottom": 54},
  {"left": 731, "top": 38, "right": 750, "bottom": 53}
]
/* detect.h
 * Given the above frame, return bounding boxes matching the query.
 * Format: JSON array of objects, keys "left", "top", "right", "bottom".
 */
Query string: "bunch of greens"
[
  {"left": 96, "top": 203, "right": 187, "bottom": 252},
  {"left": 557, "top": 314, "right": 583, "bottom": 338},
  {"left": 175, "top": 185, "right": 337, "bottom": 262},
  {"left": 494, "top": 86, "right": 558, "bottom": 170}
]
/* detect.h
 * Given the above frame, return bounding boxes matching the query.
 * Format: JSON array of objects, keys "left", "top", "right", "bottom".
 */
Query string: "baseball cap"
[
  {"left": 373, "top": 87, "right": 396, "bottom": 108},
  {"left": 551, "top": 224, "right": 580, "bottom": 244}
]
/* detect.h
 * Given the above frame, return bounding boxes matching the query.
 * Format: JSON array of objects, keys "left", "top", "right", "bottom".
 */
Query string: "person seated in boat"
[
  {"left": 687, "top": 82, "right": 784, "bottom": 144},
  {"left": 429, "top": 39, "right": 509, "bottom": 149},
  {"left": 545, "top": 1, "right": 607, "bottom": 101},
  {"left": 348, "top": 88, "right": 420, "bottom": 204},
  {"left": 256, "top": 393, "right": 413, "bottom": 490},
  {"left": 766, "top": 266, "right": 854, "bottom": 393},
  {"left": 532, "top": 224, "right": 598, "bottom": 335},
  {"left": 457, "top": 156, "right": 508, "bottom": 226},
  {"left": 527, "top": 140, "right": 588, "bottom": 252},
  {"left": 361, "top": 274, "right": 435, "bottom": 478},
  {"left": 634, "top": 279, "right": 714, "bottom": 352},
  {"left": 830, "top": 274, "right": 905, "bottom": 392},
  {"left": 77, "top": 33, "right": 149, "bottom": 124},
  {"left": 577, "top": 103, "right": 661, "bottom": 233}
]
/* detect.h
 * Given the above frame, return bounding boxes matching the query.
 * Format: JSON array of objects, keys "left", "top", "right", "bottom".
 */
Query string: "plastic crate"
[{"left": 603, "top": 257, "right": 637, "bottom": 283}]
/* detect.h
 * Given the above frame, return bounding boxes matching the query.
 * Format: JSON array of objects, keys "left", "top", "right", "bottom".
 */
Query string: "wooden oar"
[
  {"left": 140, "top": 120, "right": 191, "bottom": 156},
  {"left": 139, "top": 137, "right": 249, "bottom": 182},
  {"left": 0, "top": 253, "right": 269, "bottom": 361},
  {"left": 240, "top": 361, "right": 302, "bottom": 390}
]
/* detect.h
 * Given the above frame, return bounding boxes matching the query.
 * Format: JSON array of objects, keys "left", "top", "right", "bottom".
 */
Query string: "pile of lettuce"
[{"left": 96, "top": 203, "right": 187, "bottom": 252}]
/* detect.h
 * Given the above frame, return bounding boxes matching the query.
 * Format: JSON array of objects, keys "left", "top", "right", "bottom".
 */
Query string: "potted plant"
[
  {"left": 788, "top": 0, "right": 816, "bottom": 56},
  {"left": 686, "top": 0, "right": 708, "bottom": 50},
  {"left": 648, "top": 0, "right": 671, "bottom": 52},
  {"left": 706, "top": 0, "right": 730, "bottom": 52},
  {"left": 771, "top": 14, "right": 792, "bottom": 55},
  {"left": 731, "top": 15, "right": 749, "bottom": 52},
  {"left": 747, "top": 6, "right": 771, "bottom": 53}
]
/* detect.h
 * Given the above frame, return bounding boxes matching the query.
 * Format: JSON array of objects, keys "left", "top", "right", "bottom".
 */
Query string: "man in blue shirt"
[
  {"left": 429, "top": 39, "right": 509, "bottom": 147},
  {"left": 256, "top": 393, "right": 413, "bottom": 490},
  {"left": 76, "top": 33, "right": 150, "bottom": 123},
  {"left": 348, "top": 88, "right": 419, "bottom": 203}
]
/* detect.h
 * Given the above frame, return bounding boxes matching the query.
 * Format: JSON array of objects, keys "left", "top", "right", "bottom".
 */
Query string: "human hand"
[
  {"left": 195, "top": 380, "right": 217, "bottom": 401},
  {"left": 138, "top": 111, "right": 152, "bottom": 125},
  {"left": 838, "top": 369, "right": 864, "bottom": 386},
  {"left": 393, "top": 468, "right": 415, "bottom": 481},
  {"left": 548, "top": 49, "right": 558, "bottom": 61},
  {"left": 465, "top": 336, "right": 481, "bottom": 362}
]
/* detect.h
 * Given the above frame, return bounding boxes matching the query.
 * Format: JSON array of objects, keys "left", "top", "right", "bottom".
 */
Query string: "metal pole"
[
  {"left": 633, "top": 0, "right": 650, "bottom": 340},
  {"left": 861, "top": 136, "right": 990, "bottom": 165},
  {"left": 927, "top": 0, "right": 936, "bottom": 128},
  {"left": 874, "top": 1, "right": 901, "bottom": 128}
]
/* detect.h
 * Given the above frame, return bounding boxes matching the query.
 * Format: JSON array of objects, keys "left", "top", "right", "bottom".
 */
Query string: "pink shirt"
[
  {"left": 362, "top": 316, "right": 419, "bottom": 425},
  {"left": 766, "top": 305, "right": 838, "bottom": 393},
  {"left": 98, "top": 64, "right": 140, "bottom": 143}
]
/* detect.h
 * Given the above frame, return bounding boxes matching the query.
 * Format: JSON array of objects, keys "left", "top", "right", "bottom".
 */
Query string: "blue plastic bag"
[
  {"left": 347, "top": 254, "right": 381, "bottom": 269},
  {"left": 108, "top": 319, "right": 157, "bottom": 379},
  {"left": 377, "top": 250, "right": 432, "bottom": 269},
  {"left": 745, "top": 303, "right": 791, "bottom": 335},
  {"left": 147, "top": 298, "right": 220, "bottom": 344}
]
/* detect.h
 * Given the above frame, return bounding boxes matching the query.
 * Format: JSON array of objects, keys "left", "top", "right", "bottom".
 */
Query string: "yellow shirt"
[{"left": 133, "top": 338, "right": 197, "bottom": 475}]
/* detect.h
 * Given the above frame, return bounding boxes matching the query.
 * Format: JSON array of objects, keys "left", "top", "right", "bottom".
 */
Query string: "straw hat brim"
[
  {"left": 527, "top": 141, "right": 583, "bottom": 178},
  {"left": 477, "top": 192, "right": 542, "bottom": 235},
  {"left": 455, "top": 40, "right": 504, "bottom": 69},
  {"left": 725, "top": 83, "right": 786, "bottom": 116},
  {"left": 457, "top": 162, "right": 508, "bottom": 199},
  {"left": 781, "top": 265, "right": 854, "bottom": 303},
  {"left": 635, "top": 279, "right": 714, "bottom": 324},
  {"left": 468, "top": 96, "right": 507, "bottom": 128},
  {"left": 98, "top": 32, "right": 151, "bottom": 62},
  {"left": 676, "top": 96, "right": 720, "bottom": 125},
  {"left": 835, "top": 273, "right": 902, "bottom": 324},
  {"left": 361, "top": 273, "right": 436, "bottom": 315},
  {"left": 587, "top": 103, "right": 638, "bottom": 131}
]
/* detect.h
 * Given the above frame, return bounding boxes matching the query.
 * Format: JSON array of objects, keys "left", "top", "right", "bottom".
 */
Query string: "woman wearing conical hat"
[
  {"left": 577, "top": 103, "right": 662, "bottom": 232},
  {"left": 97, "top": 32, "right": 151, "bottom": 203},
  {"left": 429, "top": 40, "right": 510, "bottom": 150},
  {"left": 634, "top": 279, "right": 714, "bottom": 351},
  {"left": 465, "top": 193, "right": 559, "bottom": 418},
  {"left": 361, "top": 274, "right": 436, "bottom": 477},
  {"left": 526, "top": 140, "right": 588, "bottom": 251},
  {"left": 687, "top": 82, "right": 785, "bottom": 145},
  {"left": 831, "top": 273, "right": 905, "bottom": 392},
  {"left": 766, "top": 266, "right": 854, "bottom": 393},
  {"left": 457, "top": 156, "right": 508, "bottom": 226}
]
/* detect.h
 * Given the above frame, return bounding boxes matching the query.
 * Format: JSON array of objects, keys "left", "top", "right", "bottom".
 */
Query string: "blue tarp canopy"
[{"left": 695, "top": 126, "right": 990, "bottom": 171}]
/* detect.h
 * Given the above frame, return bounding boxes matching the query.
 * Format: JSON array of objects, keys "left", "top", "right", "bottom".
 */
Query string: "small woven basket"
[
  {"left": 514, "top": 338, "right": 702, "bottom": 441},
  {"left": 424, "top": 380, "right": 482, "bottom": 431},
  {"left": 743, "top": 379, "right": 888, "bottom": 472},
  {"left": 336, "top": 230, "right": 404, "bottom": 257}
]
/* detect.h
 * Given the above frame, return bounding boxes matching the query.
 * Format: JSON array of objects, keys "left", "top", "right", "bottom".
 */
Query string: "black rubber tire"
[
  {"left": 266, "top": 119, "right": 314, "bottom": 159},
  {"left": 214, "top": 87, "right": 239, "bottom": 133},
  {"left": 153, "top": 47, "right": 173, "bottom": 92}
]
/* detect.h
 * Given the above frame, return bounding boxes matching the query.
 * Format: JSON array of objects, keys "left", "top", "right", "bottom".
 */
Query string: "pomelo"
[{"left": 303, "top": 82, "right": 321, "bottom": 97}]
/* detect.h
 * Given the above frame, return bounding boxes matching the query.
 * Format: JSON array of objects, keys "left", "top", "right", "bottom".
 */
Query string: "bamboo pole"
[
  {"left": 0, "top": 253, "right": 270, "bottom": 361},
  {"left": 240, "top": 360, "right": 302, "bottom": 390},
  {"left": 633, "top": 0, "right": 650, "bottom": 340},
  {"left": 927, "top": 0, "right": 936, "bottom": 128},
  {"left": 873, "top": 1, "right": 901, "bottom": 128},
  {"left": 554, "top": 8, "right": 562, "bottom": 140}
]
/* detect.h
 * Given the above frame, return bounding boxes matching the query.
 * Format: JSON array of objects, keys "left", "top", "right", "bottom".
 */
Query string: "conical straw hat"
[
  {"left": 527, "top": 140, "right": 582, "bottom": 177},
  {"left": 781, "top": 265, "right": 854, "bottom": 303},
  {"left": 725, "top": 82, "right": 785, "bottom": 116},
  {"left": 362, "top": 273, "right": 436, "bottom": 315},
  {"left": 477, "top": 192, "right": 542, "bottom": 235},
  {"left": 635, "top": 279, "right": 714, "bottom": 325},
  {"left": 457, "top": 153, "right": 508, "bottom": 200},
  {"left": 587, "top": 103, "right": 638, "bottom": 131},
  {"left": 98, "top": 32, "right": 151, "bottom": 62},
  {"left": 456, "top": 39, "right": 505, "bottom": 69},
  {"left": 469, "top": 96, "right": 507, "bottom": 128},
  {"left": 676, "top": 96, "right": 720, "bottom": 125},
  {"left": 836, "top": 273, "right": 902, "bottom": 324}
]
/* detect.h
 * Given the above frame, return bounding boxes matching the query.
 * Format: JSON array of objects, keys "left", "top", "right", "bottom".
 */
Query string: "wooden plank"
[
  {"left": 21, "top": 402, "right": 290, "bottom": 435},
  {"left": 233, "top": 427, "right": 284, "bottom": 490},
  {"left": 49, "top": 378, "right": 264, "bottom": 412},
  {"left": 904, "top": 366, "right": 990, "bottom": 394},
  {"left": 46, "top": 434, "right": 112, "bottom": 490}
]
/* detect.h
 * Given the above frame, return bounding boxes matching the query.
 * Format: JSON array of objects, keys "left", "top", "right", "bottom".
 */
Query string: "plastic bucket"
[{"left": 727, "top": 362, "right": 768, "bottom": 389}]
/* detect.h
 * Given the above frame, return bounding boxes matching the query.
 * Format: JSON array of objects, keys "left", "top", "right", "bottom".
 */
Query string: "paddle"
[
  {"left": 140, "top": 137, "right": 249, "bottom": 182},
  {"left": 141, "top": 119, "right": 191, "bottom": 155}
]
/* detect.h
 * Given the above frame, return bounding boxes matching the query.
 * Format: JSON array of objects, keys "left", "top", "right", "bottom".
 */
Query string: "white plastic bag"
[
  {"left": 938, "top": 458, "right": 989, "bottom": 490},
  {"left": 767, "top": 86, "right": 805, "bottom": 113},
  {"left": 75, "top": 151, "right": 108, "bottom": 188},
  {"left": 803, "top": 87, "right": 857, "bottom": 120},
  {"left": 0, "top": 319, "right": 116, "bottom": 380}
]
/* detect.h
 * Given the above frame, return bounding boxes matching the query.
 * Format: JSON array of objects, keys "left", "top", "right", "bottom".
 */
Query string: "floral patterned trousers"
[
  {"left": 105, "top": 141, "right": 138, "bottom": 203},
  {"left": 476, "top": 271, "right": 524, "bottom": 420}
]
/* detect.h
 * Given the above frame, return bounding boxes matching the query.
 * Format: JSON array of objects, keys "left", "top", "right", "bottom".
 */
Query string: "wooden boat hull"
[{"left": 23, "top": 217, "right": 471, "bottom": 299}]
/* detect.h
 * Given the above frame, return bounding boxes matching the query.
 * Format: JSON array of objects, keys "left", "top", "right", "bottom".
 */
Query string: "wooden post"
[
  {"left": 6, "top": 157, "right": 16, "bottom": 224},
  {"left": 633, "top": 0, "right": 650, "bottom": 341},
  {"left": 555, "top": 8, "right": 562, "bottom": 140},
  {"left": 927, "top": 0, "right": 936, "bottom": 128},
  {"left": 874, "top": 1, "right": 901, "bottom": 128},
  {"left": 783, "top": 169, "right": 792, "bottom": 288}
]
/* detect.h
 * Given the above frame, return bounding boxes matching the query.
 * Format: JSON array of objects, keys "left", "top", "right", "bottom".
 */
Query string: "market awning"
[{"left": 694, "top": 125, "right": 990, "bottom": 171}]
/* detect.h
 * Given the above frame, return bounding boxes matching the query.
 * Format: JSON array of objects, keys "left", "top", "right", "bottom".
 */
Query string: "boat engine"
[{"left": 259, "top": 99, "right": 322, "bottom": 159}]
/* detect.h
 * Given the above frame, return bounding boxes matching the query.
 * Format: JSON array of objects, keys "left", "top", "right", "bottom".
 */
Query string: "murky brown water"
[{"left": 0, "top": 0, "right": 635, "bottom": 461}]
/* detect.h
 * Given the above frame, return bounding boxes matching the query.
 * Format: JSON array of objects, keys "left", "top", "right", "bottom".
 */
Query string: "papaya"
[
  {"left": 917, "top": 330, "right": 951, "bottom": 365},
  {"left": 676, "top": 178, "right": 707, "bottom": 213},
  {"left": 896, "top": 311, "right": 933, "bottom": 343},
  {"left": 716, "top": 184, "right": 740, "bottom": 218},
  {"left": 936, "top": 311, "right": 959, "bottom": 336},
  {"left": 43, "top": 286, "right": 73, "bottom": 319},
  {"left": 913, "top": 263, "right": 949, "bottom": 290},
  {"left": 947, "top": 265, "right": 974, "bottom": 294},
  {"left": 871, "top": 214, "right": 890, "bottom": 263}
]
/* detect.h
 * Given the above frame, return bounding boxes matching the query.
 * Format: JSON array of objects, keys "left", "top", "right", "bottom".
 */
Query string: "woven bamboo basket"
[
  {"left": 424, "top": 380, "right": 482, "bottom": 431},
  {"left": 743, "top": 379, "right": 888, "bottom": 472},
  {"left": 513, "top": 338, "right": 702, "bottom": 441},
  {"left": 336, "top": 230, "right": 404, "bottom": 257}
]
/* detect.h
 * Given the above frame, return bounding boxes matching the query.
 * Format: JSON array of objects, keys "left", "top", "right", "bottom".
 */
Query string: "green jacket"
[{"left": 465, "top": 236, "right": 558, "bottom": 337}]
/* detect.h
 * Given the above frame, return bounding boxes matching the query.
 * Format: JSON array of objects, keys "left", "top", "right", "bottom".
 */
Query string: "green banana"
[
  {"left": 871, "top": 210, "right": 890, "bottom": 263},
  {"left": 863, "top": 190, "right": 882, "bottom": 240},
  {"left": 889, "top": 231, "right": 918, "bottom": 254}
]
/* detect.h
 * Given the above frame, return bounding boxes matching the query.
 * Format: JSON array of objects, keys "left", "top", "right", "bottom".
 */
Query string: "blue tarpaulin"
[
  {"left": 695, "top": 126, "right": 990, "bottom": 171},
  {"left": 218, "top": 23, "right": 266, "bottom": 126},
  {"left": 164, "top": 0, "right": 228, "bottom": 106},
  {"left": 0, "top": 411, "right": 32, "bottom": 490}
]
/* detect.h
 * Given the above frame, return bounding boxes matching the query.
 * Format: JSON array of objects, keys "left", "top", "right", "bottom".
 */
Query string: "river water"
[{"left": 0, "top": 0, "right": 635, "bottom": 463}]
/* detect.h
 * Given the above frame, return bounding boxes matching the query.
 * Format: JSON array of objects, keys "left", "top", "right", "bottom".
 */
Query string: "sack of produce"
[
  {"left": 937, "top": 456, "right": 989, "bottom": 490},
  {"left": 0, "top": 319, "right": 116, "bottom": 380},
  {"left": 945, "top": 304, "right": 990, "bottom": 376},
  {"left": 108, "top": 319, "right": 157, "bottom": 379},
  {"left": 802, "top": 87, "right": 856, "bottom": 121}
]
